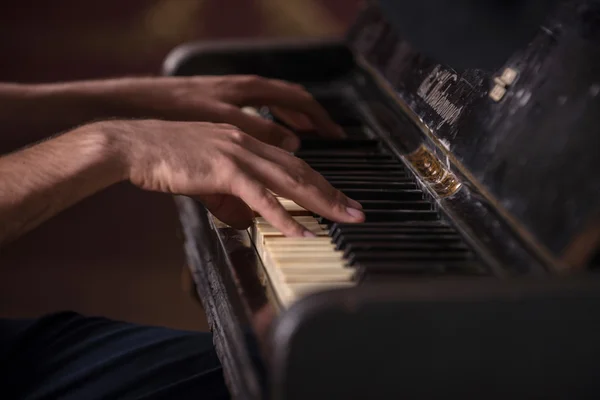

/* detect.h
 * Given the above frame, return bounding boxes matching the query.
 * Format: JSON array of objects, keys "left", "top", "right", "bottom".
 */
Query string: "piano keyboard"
[
  {"left": 245, "top": 100, "right": 485, "bottom": 308},
  {"left": 251, "top": 215, "right": 354, "bottom": 306}
]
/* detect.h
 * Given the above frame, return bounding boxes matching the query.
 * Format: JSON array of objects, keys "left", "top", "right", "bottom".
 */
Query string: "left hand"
[{"left": 98, "top": 75, "right": 345, "bottom": 151}]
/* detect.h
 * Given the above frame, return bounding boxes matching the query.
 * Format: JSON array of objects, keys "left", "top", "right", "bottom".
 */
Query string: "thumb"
[{"left": 196, "top": 194, "right": 254, "bottom": 230}]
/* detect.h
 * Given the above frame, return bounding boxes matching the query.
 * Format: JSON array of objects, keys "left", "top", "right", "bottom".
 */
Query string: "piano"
[{"left": 162, "top": 0, "right": 600, "bottom": 398}]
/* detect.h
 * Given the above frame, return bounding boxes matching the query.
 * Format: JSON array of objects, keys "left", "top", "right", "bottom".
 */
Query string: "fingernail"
[
  {"left": 346, "top": 207, "right": 365, "bottom": 220},
  {"left": 282, "top": 136, "right": 300, "bottom": 152},
  {"left": 347, "top": 198, "right": 363, "bottom": 210},
  {"left": 303, "top": 230, "right": 317, "bottom": 237}
]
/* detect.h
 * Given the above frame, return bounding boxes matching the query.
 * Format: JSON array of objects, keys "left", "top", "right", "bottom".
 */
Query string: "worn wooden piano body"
[{"left": 163, "top": 1, "right": 600, "bottom": 398}]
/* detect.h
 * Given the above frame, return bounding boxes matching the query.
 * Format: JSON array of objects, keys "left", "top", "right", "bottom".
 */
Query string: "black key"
[
  {"left": 336, "top": 200, "right": 431, "bottom": 210},
  {"left": 329, "top": 223, "right": 455, "bottom": 241},
  {"left": 313, "top": 166, "right": 406, "bottom": 173},
  {"left": 314, "top": 100, "right": 363, "bottom": 126},
  {"left": 323, "top": 171, "right": 408, "bottom": 178},
  {"left": 321, "top": 175, "right": 413, "bottom": 183},
  {"left": 313, "top": 94, "right": 351, "bottom": 104},
  {"left": 306, "top": 161, "right": 403, "bottom": 168},
  {"left": 296, "top": 150, "right": 387, "bottom": 157},
  {"left": 364, "top": 210, "right": 440, "bottom": 222},
  {"left": 343, "top": 127, "right": 369, "bottom": 138},
  {"left": 297, "top": 127, "right": 369, "bottom": 139},
  {"left": 305, "top": 157, "right": 397, "bottom": 162},
  {"left": 306, "top": 162, "right": 399, "bottom": 169},
  {"left": 318, "top": 210, "right": 439, "bottom": 224},
  {"left": 331, "top": 226, "right": 455, "bottom": 241},
  {"left": 334, "top": 234, "right": 463, "bottom": 249},
  {"left": 339, "top": 189, "right": 423, "bottom": 201},
  {"left": 329, "top": 221, "right": 451, "bottom": 229},
  {"left": 333, "top": 232, "right": 460, "bottom": 246},
  {"left": 301, "top": 97, "right": 359, "bottom": 119},
  {"left": 342, "top": 242, "right": 470, "bottom": 258},
  {"left": 321, "top": 168, "right": 405, "bottom": 174},
  {"left": 301, "top": 156, "right": 395, "bottom": 163},
  {"left": 347, "top": 251, "right": 472, "bottom": 266},
  {"left": 355, "top": 261, "right": 485, "bottom": 278},
  {"left": 298, "top": 139, "right": 380, "bottom": 151},
  {"left": 327, "top": 182, "right": 418, "bottom": 191},
  {"left": 334, "top": 115, "right": 363, "bottom": 126}
]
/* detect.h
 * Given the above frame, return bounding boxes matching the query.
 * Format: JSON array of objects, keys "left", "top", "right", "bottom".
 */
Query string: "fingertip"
[
  {"left": 334, "top": 125, "right": 347, "bottom": 138},
  {"left": 281, "top": 135, "right": 300, "bottom": 152},
  {"left": 345, "top": 206, "right": 365, "bottom": 222},
  {"left": 303, "top": 230, "right": 317, "bottom": 237},
  {"left": 281, "top": 221, "right": 312, "bottom": 238},
  {"left": 347, "top": 198, "right": 363, "bottom": 210},
  {"left": 319, "top": 123, "right": 345, "bottom": 139}
]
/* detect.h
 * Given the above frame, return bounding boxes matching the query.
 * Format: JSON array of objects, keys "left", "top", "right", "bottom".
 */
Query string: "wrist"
[{"left": 72, "top": 121, "right": 131, "bottom": 184}]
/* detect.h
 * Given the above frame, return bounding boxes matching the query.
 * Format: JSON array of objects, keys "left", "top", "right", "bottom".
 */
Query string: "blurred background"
[
  {"left": 0, "top": 0, "right": 363, "bottom": 330},
  {"left": 0, "top": 0, "right": 363, "bottom": 82}
]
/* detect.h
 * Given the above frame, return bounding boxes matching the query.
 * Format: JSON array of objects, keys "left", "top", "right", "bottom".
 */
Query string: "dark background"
[{"left": 0, "top": 0, "right": 363, "bottom": 331}]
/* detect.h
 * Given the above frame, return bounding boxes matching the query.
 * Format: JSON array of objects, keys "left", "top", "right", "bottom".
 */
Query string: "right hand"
[{"left": 104, "top": 120, "right": 364, "bottom": 236}]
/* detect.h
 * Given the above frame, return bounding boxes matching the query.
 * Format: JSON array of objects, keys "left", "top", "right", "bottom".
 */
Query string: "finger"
[
  {"left": 232, "top": 76, "right": 345, "bottom": 138},
  {"left": 228, "top": 133, "right": 363, "bottom": 211},
  {"left": 230, "top": 173, "right": 312, "bottom": 237},
  {"left": 231, "top": 136, "right": 362, "bottom": 212},
  {"left": 198, "top": 193, "right": 254, "bottom": 230},
  {"left": 158, "top": 99, "right": 301, "bottom": 152},
  {"left": 236, "top": 148, "right": 364, "bottom": 223},
  {"left": 217, "top": 103, "right": 300, "bottom": 151},
  {"left": 270, "top": 106, "right": 314, "bottom": 131}
]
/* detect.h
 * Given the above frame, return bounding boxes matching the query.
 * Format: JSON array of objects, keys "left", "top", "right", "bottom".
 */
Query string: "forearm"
[
  {"left": 0, "top": 80, "right": 138, "bottom": 152},
  {"left": 0, "top": 123, "right": 125, "bottom": 245}
]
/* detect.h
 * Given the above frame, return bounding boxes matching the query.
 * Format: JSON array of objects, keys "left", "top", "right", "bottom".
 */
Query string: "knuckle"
[
  {"left": 238, "top": 74, "right": 263, "bottom": 88},
  {"left": 216, "top": 156, "right": 240, "bottom": 179},
  {"left": 282, "top": 168, "right": 308, "bottom": 190},
  {"left": 226, "top": 128, "right": 248, "bottom": 144},
  {"left": 290, "top": 157, "right": 310, "bottom": 172},
  {"left": 258, "top": 189, "right": 279, "bottom": 208},
  {"left": 215, "top": 122, "right": 236, "bottom": 130}
]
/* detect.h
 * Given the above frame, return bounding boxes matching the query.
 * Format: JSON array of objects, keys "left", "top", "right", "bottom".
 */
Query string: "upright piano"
[{"left": 163, "top": 0, "right": 600, "bottom": 398}]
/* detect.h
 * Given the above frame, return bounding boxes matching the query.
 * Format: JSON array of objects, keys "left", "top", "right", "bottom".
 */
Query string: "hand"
[
  {"left": 98, "top": 75, "right": 345, "bottom": 151},
  {"left": 106, "top": 119, "right": 363, "bottom": 236}
]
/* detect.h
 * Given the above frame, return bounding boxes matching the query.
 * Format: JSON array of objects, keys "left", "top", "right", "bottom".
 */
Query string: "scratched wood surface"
[{"left": 347, "top": 0, "right": 600, "bottom": 267}]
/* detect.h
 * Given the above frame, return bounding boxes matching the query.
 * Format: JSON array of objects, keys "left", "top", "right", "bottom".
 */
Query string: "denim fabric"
[{"left": 0, "top": 311, "right": 229, "bottom": 399}]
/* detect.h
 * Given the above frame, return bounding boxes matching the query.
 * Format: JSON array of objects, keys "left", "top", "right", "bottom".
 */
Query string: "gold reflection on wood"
[{"left": 405, "top": 145, "right": 462, "bottom": 197}]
